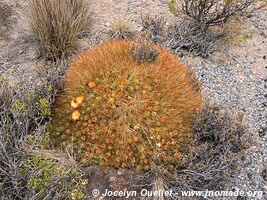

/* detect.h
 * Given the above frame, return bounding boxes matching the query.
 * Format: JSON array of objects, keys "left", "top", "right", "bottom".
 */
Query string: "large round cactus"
[{"left": 49, "top": 40, "right": 203, "bottom": 171}]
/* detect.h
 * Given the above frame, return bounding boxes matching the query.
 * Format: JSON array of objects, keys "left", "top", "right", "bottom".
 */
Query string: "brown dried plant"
[{"left": 27, "top": 0, "right": 91, "bottom": 60}]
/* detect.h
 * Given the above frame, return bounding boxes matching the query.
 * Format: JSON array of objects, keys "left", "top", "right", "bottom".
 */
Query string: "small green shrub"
[
  {"left": 11, "top": 100, "right": 24, "bottom": 112},
  {"left": 168, "top": 0, "right": 178, "bottom": 16},
  {"left": 39, "top": 98, "right": 51, "bottom": 116},
  {"left": 25, "top": 152, "right": 87, "bottom": 200}
]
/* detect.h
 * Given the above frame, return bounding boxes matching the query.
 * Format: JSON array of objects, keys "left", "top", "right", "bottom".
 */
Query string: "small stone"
[
  {"left": 237, "top": 195, "right": 247, "bottom": 200},
  {"left": 262, "top": 169, "right": 267, "bottom": 181},
  {"left": 105, "top": 23, "right": 111, "bottom": 27},
  {"left": 263, "top": 55, "right": 266, "bottom": 60},
  {"left": 247, "top": 172, "right": 253, "bottom": 180},
  {"left": 109, "top": 177, "right": 116, "bottom": 182},
  {"left": 263, "top": 185, "right": 267, "bottom": 194}
]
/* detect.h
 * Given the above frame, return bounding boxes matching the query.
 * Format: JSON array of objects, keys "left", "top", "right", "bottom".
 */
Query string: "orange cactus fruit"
[
  {"left": 174, "top": 152, "right": 181, "bottom": 159},
  {"left": 134, "top": 124, "right": 141, "bottom": 130},
  {"left": 81, "top": 136, "right": 87, "bottom": 141},
  {"left": 105, "top": 152, "right": 111, "bottom": 158},
  {"left": 96, "top": 149, "right": 102, "bottom": 155},
  {"left": 88, "top": 81, "right": 96, "bottom": 89},
  {"left": 134, "top": 136, "right": 139, "bottom": 142},
  {"left": 83, "top": 115, "right": 89, "bottom": 121},
  {"left": 156, "top": 142, "right": 162, "bottom": 148},
  {"left": 71, "top": 136, "right": 77, "bottom": 142},
  {"left": 92, "top": 117, "right": 97, "bottom": 123},
  {"left": 65, "top": 129, "right": 72, "bottom": 135},
  {"left": 76, "top": 96, "right": 84, "bottom": 104},
  {"left": 72, "top": 110, "right": 81, "bottom": 120}
]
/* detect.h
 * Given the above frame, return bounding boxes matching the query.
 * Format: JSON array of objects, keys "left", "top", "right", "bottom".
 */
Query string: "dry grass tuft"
[
  {"left": 27, "top": 0, "right": 91, "bottom": 61},
  {"left": 0, "top": 2, "right": 12, "bottom": 26},
  {"left": 49, "top": 40, "right": 203, "bottom": 172},
  {"left": 0, "top": 2, "right": 13, "bottom": 38},
  {"left": 0, "top": 77, "right": 12, "bottom": 107},
  {"left": 107, "top": 18, "right": 135, "bottom": 40}
]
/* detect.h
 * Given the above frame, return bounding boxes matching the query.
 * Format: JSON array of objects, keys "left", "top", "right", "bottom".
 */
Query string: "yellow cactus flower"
[
  {"left": 76, "top": 96, "right": 84, "bottom": 104},
  {"left": 71, "top": 96, "right": 84, "bottom": 109},
  {"left": 72, "top": 110, "right": 81, "bottom": 120},
  {"left": 71, "top": 100, "right": 79, "bottom": 109}
]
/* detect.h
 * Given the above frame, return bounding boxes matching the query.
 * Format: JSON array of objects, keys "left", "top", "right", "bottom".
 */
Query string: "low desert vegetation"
[
  {"left": 131, "top": 37, "right": 159, "bottom": 64},
  {"left": 0, "top": 66, "right": 87, "bottom": 199},
  {"left": 107, "top": 18, "right": 135, "bottom": 40},
  {"left": 27, "top": 0, "right": 91, "bottom": 61},
  {"left": 0, "top": 2, "right": 12, "bottom": 26},
  {"left": 141, "top": 15, "right": 166, "bottom": 43},
  {"left": 143, "top": 103, "right": 248, "bottom": 194},
  {"left": 167, "top": 0, "right": 266, "bottom": 57},
  {"left": 0, "top": 2, "right": 12, "bottom": 38},
  {"left": 48, "top": 40, "right": 203, "bottom": 172},
  {"left": 0, "top": 43, "right": 249, "bottom": 200},
  {"left": 1, "top": 0, "right": 257, "bottom": 198}
]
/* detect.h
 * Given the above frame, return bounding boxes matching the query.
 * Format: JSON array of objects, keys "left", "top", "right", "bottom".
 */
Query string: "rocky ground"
[{"left": 0, "top": 0, "right": 266, "bottom": 199}]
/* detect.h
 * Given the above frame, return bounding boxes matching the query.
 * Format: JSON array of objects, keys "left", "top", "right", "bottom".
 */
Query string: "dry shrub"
[
  {"left": 0, "top": 2, "right": 12, "bottom": 26},
  {"left": 177, "top": 0, "right": 261, "bottom": 27},
  {"left": 167, "top": 20, "right": 225, "bottom": 57},
  {"left": 144, "top": 104, "right": 248, "bottom": 193},
  {"left": 49, "top": 40, "right": 203, "bottom": 172},
  {"left": 0, "top": 77, "right": 12, "bottom": 107},
  {"left": 27, "top": 0, "right": 91, "bottom": 61},
  {"left": 167, "top": 0, "right": 265, "bottom": 57},
  {"left": 0, "top": 2, "right": 12, "bottom": 38},
  {"left": 0, "top": 65, "right": 68, "bottom": 199},
  {"left": 107, "top": 18, "right": 135, "bottom": 40},
  {"left": 24, "top": 148, "right": 87, "bottom": 200},
  {"left": 131, "top": 37, "right": 159, "bottom": 64},
  {"left": 176, "top": 104, "right": 248, "bottom": 189},
  {"left": 141, "top": 14, "right": 166, "bottom": 43}
]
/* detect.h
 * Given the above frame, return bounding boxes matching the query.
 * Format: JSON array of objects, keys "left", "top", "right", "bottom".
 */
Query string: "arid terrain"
[{"left": 0, "top": 0, "right": 266, "bottom": 199}]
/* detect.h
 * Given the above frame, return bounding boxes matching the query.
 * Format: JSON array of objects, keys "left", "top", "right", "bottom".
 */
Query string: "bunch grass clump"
[
  {"left": 27, "top": 0, "right": 91, "bottom": 60},
  {"left": 49, "top": 40, "right": 203, "bottom": 172},
  {"left": 107, "top": 18, "right": 135, "bottom": 40}
]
